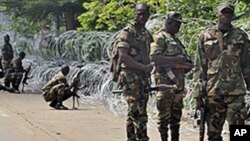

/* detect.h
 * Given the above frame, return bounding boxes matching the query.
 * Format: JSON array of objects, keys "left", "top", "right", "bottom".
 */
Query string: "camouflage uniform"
[
  {"left": 195, "top": 25, "right": 250, "bottom": 140},
  {"left": 116, "top": 23, "right": 153, "bottom": 141},
  {"left": 10, "top": 57, "right": 25, "bottom": 91},
  {"left": 150, "top": 30, "right": 189, "bottom": 141},
  {"left": 1, "top": 42, "right": 13, "bottom": 71},
  {"left": 42, "top": 71, "right": 72, "bottom": 104}
]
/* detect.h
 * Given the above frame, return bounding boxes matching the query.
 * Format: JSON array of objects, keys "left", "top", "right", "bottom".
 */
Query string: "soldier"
[
  {"left": 150, "top": 12, "right": 192, "bottom": 141},
  {"left": 113, "top": 3, "right": 153, "bottom": 141},
  {"left": 10, "top": 51, "right": 26, "bottom": 92},
  {"left": 194, "top": 1, "right": 250, "bottom": 141},
  {"left": 1, "top": 34, "right": 14, "bottom": 73},
  {"left": 4, "top": 51, "right": 26, "bottom": 92},
  {"left": 42, "top": 65, "right": 78, "bottom": 110}
]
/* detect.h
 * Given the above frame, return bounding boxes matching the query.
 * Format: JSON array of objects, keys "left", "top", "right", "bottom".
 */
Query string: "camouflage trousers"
[
  {"left": 1, "top": 60, "right": 12, "bottom": 72},
  {"left": 43, "top": 83, "right": 72, "bottom": 102},
  {"left": 156, "top": 89, "right": 183, "bottom": 141},
  {"left": 206, "top": 95, "right": 247, "bottom": 141},
  {"left": 4, "top": 70, "right": 23, "bottom": 91},
  {"left": 120, "top": 71, "right": 149, "bottom": 141}
]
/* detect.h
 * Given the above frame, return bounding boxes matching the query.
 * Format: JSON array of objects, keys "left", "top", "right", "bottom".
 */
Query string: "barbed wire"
[{"left": 1, "top": 13, "right": 249, "bottom": 134}]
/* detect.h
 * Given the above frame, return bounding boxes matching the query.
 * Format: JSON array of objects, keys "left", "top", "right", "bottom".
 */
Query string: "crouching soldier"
[
  {"left": 4, "top": 51, "right": 26, "bottom": 93},
  {"left": 42, "top": 65, "right": 79, "bottom": 110}
]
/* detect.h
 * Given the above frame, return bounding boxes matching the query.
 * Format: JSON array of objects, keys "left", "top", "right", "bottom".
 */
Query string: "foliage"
[
  {"left": 78, "top": 0, "right": 168, "bottom": 31},
  {"left": 78, "top": 0, "right": 250, "bottom": 75},
  {"left": 0, "top": 0, "right": 85, "bottom": 35}
]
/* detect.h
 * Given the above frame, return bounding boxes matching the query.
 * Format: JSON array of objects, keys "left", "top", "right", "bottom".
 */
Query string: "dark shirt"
[{"left": 2, "top": 43, "right": 13, "bottom": 61}]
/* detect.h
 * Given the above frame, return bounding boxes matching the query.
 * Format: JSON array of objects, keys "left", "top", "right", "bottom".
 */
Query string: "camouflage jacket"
[
  {"left": 113, "top": 22, "right": 153, "bottom": 87},
  {"left": 150, "top": 30, "right": 189, "bottom": 90},
  {"left": 115, "top": 22, "right": 153, "bottom": 74},
  {"left": 11, "top": 57, "right": 24, "bottom": 73},
  {"left": 1, "top": 43, "right": 13, "bottom": 61},
  {"left": 195, "top": 25, "right": 250, "bottom": 96},
  {"left": 42, "top": 71, "right": 68, "bottom": 92}
]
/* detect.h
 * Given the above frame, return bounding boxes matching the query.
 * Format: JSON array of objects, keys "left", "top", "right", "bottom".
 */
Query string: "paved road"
[
  {"left": 0, "top": 93, "right": 127, "bottom": 141},
  {"left": 0, "top": 92, "right": 230, "bottom": 141}
]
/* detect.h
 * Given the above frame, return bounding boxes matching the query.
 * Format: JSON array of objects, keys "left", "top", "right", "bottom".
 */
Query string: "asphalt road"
[
  {"left": 0, "top": 92, "right": 231, "bottom": 141},
  {"left": 0, "top": 92, "right": 127, "bottom": 141}
]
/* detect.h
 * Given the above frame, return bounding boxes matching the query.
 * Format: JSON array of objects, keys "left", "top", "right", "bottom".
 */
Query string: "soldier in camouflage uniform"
[
  {"left": 114, "top": 3, "right": 153, "bottom": 141},
  {"left": 150, "top": 12, "right": 191, "bottom": 141},
  {"left": 13, "top": 52, "right": 26, "bottom": 90},
  {"left": 6, "top": 51, "right": 26, "bottom": 92},
  {"left": 1, "top": 34, "right": 13, "bottom": 73},
  {"left": 42, "top": 65, "right": 78, "bottom": 110},
  {"left": 194, "top": 2, "right": 250, "bottom": 141}
]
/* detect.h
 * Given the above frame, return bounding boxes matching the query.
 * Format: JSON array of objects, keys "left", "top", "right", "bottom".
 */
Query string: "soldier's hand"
[
  {"left": 143, "top": 64, "right": 153, "bottom": 74},
  {"left": 174, "top": 55, "right": 188, "bottom": 64}
]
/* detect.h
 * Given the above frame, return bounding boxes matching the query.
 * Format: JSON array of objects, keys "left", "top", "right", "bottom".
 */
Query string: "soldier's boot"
[
  {"left": 49, "top": 100, "right": 57, "bottom": 109},
  {"left": 159, "top": 128, "right": 168, "bottom": 141},
  {"left": 137, "top": 128, "right": 149, "bottom": 141},
  {"left": 170, "top": 125, "right": 180, "bottom": 141},
  {"left": 12, "top": 82, "right": 20, "bottom": 93},
  {"left": 55, "top": 101, "right": 68, "bottom": 110},
  {"left": 126, "top": 119, "right": 136, "bottom": 141},
  {"left": 0, "top": 84, "right": 4, "bottom": 90},
  {"left": 55, "top": 91, "right": 68, "bottom": 110},
  {"left": 4, "top": 79, "right": 10, "bottom": 88}
]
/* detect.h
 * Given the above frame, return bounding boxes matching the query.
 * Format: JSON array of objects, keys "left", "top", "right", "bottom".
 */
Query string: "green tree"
[
  {"left": 78, "top": 0, "right": 250, "bottom": 61},
  {"left": 0, "top": 0, "right": 86, "bottom": 34},
  {"left": 78, "top": 0, "right": 168, "bottom": 31}
]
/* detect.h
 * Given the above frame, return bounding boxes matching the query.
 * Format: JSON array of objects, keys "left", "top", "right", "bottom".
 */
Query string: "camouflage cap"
[
  {"left": 217, "top": 1, "right": 234, "bottom": 12},
  {"left": 167, "top": 11, "right": 187, "bottom": 23}
]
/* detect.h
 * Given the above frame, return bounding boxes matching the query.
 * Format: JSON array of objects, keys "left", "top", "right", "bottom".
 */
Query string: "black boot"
[
  {"left": 126, "top": 118, "right": 136, "bottom": 141},
  {"left": 170, "top": 125, "right": 180, "bottom": 141},
  {"left": 49, "top": 100, "right": 57, "bottom": 109},
  {"left": 55, "top": 101, "right": 68, "bottom": 110},
  {"left": 159, "top": 128, "right": 168, "bottom": 141},
  {"left": 136, "top": 126, "right": 149, "bottom": 141},
  {"left": 4, "top": 79, "right": 10, "bottom": 88}
]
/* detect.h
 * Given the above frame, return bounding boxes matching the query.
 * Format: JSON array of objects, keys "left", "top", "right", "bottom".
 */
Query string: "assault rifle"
[
  {"left": 165, "top": 60, "right": 194, "bottom": 73},
  {"left": 21, "top": 63, "right": 32, "bottom": 92},
  {"left": 194, "top": 97, "right": 207, "bottom": 141},
  {"left": 112, "top": 84, "right": 178, "bottom": 94},
  {"left": 71, "top": 69, "right": 84, "bottom": 110},
  {"left": 194, "top": 81, "right": 207, "bottom": 141}
]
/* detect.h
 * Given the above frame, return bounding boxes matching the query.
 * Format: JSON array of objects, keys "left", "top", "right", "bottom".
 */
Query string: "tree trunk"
[
  {"left": 55, "top": 13, "right": 61, "bottom": 35},
  {"left": 64, "top": 10, "right": 76, "bottom": 30}
]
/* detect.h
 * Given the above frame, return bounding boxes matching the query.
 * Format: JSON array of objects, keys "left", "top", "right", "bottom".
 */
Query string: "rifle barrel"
[
  {"left": 112, "top": 89, "right": 123, "bottom": 94},
  {"left": 112, "top": 84, "right": 178, "bottom": 94}
]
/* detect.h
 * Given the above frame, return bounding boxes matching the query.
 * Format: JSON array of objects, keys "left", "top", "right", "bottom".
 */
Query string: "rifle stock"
[
  {"left": 21, "top": 64, "right": 32, "bottom": 92},
  {"left": 71, "top": 69, "right": 84, "bottom": 109},
  {"left": 72, "top": 91, "right": 80, "bottom": 110}
]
